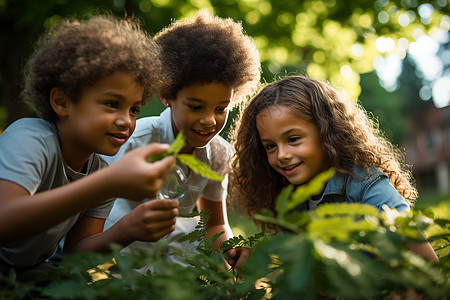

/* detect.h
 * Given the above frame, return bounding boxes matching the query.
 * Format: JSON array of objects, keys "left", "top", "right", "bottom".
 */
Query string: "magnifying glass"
[{"left": 157, "top": 164, "right": 187, "bottom": 200}]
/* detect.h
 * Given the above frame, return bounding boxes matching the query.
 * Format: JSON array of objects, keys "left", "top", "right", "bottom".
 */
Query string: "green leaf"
[
  {"left": 147, "top": 132, "right": 186, "bottom": 162},
  {"left": 253, "top": 213, "right": 300, "bottom": 233},
  {"left": 275, "top": 168, "right": 334, "bottom": 216},
  {"left": 167, "top": 132, "right": 186, "bottom": 155},
  {"left": 286, "top": 168, "right": 335, "bottom": 211},
  {"left": 176, "top": 154, "right": 223, "bottom": 181},
  {"left": 147, "top": 132, "right": 222, "bottom": 181},
  {"left": 275, "top": 185, "right": 294, "bottom": 216},
  {"left": 314, "top": 203, "right": 379, "bottom": 218}
]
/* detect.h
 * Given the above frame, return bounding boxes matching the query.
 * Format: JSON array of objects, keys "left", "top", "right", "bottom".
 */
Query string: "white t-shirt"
[
  {"left": 102, "top": 109, "right": 232, "bottom": 269},
  {"left": 0, "top": 118, "right": 113, "bottom": 268}
]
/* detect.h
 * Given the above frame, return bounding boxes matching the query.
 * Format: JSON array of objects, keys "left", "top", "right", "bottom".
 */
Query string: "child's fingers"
[
  {"left": 224, "top": 248, "right": 238, "bottom": 268},
  {"left": 142, "top": 211, "right": 178, "bottom": 242},
  {"left": 150, "top": 156, "right": 175, "bottom": 179},
  {"left": 139, "top": 143, "right": 171, "bottom": 158},
  {"left": 142, "top": 202, "right": 179, "bottom": 222},
  {"left": 150, "top": 225, "right": 176, "bottom": 241},
  {"left": 225, "top": 248, "right": 237, "bottom": 259},
  {"left": 227, "top": 258, "right": 237, "bottom": 268},
  {"left": 234, "top": 247, "right": 252, "bottom": 270},
  {"left": 149, "top": 218, "right": 177, "bottom": 232},
  {"left": 145, "top": 199, "right": 180, "bottom": 210}
]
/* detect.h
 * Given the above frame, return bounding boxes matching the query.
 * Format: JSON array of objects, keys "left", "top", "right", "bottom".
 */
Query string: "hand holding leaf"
[{"left": 148, "top": 132, "right": 224, "bottom": 181}]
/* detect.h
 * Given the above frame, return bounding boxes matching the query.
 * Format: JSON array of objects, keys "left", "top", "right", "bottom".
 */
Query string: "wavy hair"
[
  {"left": 230, "top": 76, "right": 417, "bottom": 216},
  {"left": 22, "top": 15, "right": 164, "bottom": 123}
]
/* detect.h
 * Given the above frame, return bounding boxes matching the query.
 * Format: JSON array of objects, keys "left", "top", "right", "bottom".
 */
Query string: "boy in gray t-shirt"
[{"left": 0, "top": 15, "right": 178, "bottom": 281}]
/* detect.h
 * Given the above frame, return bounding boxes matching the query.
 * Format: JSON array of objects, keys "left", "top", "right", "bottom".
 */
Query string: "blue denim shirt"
[{"left": 297, "top": 165, "right": 410, "bottom": 213}]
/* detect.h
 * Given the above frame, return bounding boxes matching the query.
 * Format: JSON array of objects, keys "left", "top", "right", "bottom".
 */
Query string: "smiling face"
[
  {"left": 256, "top": 105, "right": 330, "bottom": 186},
  {"left": 56, "top": 71, "right": 144, "bottom": 170},
  {"left": 163, "top": 82, "right": 234, "bottom": 153}
]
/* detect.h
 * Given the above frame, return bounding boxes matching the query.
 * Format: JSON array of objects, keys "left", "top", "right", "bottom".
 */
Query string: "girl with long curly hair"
[{"left": 230, "top": 75, "right": 437, "bottom": 261}]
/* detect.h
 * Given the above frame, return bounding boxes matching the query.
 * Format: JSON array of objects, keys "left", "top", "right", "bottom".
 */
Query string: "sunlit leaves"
[
  {"left": 219, "top": 222, "right": 266, "bottom": 251},
  {"left": 314, "top": 202, "right": 379, "bottom": 218},
  {"left": 286, "top": 168, "right": 335, "bottom": 212},
  {"left": 176, "top": 154, "right": 223, "bottom": 181},
  {"left": 308, "top": 215, "right": 381, "bottom": 242},
  {"left": 2, "top": 194, "right": 449, "bottom": 299},
  {"left": 148, "top": 132, "right": 223, "bottom": 181}
]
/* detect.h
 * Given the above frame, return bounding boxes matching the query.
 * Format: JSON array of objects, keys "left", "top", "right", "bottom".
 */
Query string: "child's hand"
[
  {"left": 107, "top": 143, "right": 175, "bottom": 201},
  {"left": 118, "top": 199, "right": 179, "bottom": 242},
  {"left": 225, "top": 247, "right": 252, "bottom": 270}
]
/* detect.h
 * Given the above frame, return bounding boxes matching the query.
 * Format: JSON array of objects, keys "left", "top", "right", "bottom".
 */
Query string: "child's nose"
[
  {"left": 116, "top": 112, "right": 132, "bottom": 128},
  {"left": 200, "top": 113, "right": 216, "bottom": 127},
  {"left": 277, "top": 145, "right": 291, "bottom": 161}
]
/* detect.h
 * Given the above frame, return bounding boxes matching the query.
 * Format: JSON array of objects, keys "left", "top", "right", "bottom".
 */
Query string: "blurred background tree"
[{"left": 0, "top": 0, "right": 449, "bottom": 138}]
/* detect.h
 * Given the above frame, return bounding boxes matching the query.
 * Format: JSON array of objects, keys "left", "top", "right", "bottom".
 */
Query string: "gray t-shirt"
[{"left": 0, "top": 118, "right": 114, "bottom": 268}]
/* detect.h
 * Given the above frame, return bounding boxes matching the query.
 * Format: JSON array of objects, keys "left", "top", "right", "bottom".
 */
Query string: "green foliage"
[
  {"left": 148, "top": 130, "right": 186, "bottom": 162},
  {"left": 359, "top": 71, "right": 407, "bottom": 145},
  {"left": 219, "top": 222, "right": 267, "bottom": 252},
  {"left": 1, "top": 173, "right": 449, "bottom": 299},
  {"left": 178, "top": 210, "right": 222, "bottom": 256},
  {"left": 177, "top": 154, "right": 224, "bottom": 181},
  {"left": 148, "top": 132, "right": 223, "bottom": 181},
  {"left": 2, "top": 0, "right": 450, "bottom": 129},
  {"left": 284, "top": 168, "right": 335, "bottom": 214}
]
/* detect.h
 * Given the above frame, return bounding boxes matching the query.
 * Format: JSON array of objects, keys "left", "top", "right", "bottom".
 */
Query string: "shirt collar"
[
  {"left": 160, "top": 108, "right": 175, "bottom": 143},
  {"left": 319, "top": 171, "right": 346, "bottom": 201}
]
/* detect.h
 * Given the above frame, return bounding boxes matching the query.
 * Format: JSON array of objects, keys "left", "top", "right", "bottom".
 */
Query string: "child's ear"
[
  {"left": 159, "top": 95, "right": 171, "bottom": 107},
  {"left": 50, "top": 88, "right": 71, "bottom": 117}
]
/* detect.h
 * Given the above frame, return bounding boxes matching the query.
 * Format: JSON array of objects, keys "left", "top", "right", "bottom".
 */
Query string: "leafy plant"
[
  {"left": 245, "top": 169, "right": 450, "bottom": 299},
  {"left": 148, "top": 132, "right": 223, "bottom": 181},
  {"left": 219, "top": 222, "right": 267, "bottom": 252},
  {"left": 2, "top": 170, "right": 449, "bottom": 299}
]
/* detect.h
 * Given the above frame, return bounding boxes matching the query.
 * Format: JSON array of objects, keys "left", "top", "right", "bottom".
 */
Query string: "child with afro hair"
[
  {"left": 0, "top": 15, "right": 179, "bottom": 281},
  {"left": 103, "top": 9, "right": 261, "bottom": 271}
]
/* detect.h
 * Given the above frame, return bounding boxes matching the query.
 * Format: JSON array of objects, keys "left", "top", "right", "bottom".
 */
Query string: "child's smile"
[
  {"left": 106, "top": 131, "right": 130, "bottom": 146},
  {"left": 281, "top": 162, "right": 302, "bottom": 176},
  {"left": 192, "top": 129, "right": 216, "bottom": 141}
]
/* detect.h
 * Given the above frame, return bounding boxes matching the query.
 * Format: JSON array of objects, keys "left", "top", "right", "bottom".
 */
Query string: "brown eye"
[
  {"left": 265, "top": 144, "right": 276, "bottom": 151},
  {"left": 187, "top": 104, "right": 202, "bottom": 111},
  {"left": 288, "top": 136, "right": 300, "bottom": 143},
  {"left": 130, "top": 106, "right": 141, "bottom": 116},
  {"left": 216, "top": 106, "right": 228, "bottom": 112},
  {"left": 105, "top": 101, "right": 119, "bottom": 109}
]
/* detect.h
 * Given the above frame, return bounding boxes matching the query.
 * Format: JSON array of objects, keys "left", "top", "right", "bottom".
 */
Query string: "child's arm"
[
  {"left": 63, "top": 199, "right": 179, "bottom": 253},
  {"left": 197, "top": 197, "right": 233, "bottom": 249},
  {"left": 407, "top": 242, "right": 439, "bottom": 262},
  {"left": 0, "top": 143, "right": 174, "bottom": 244},
  {"left": 197, "top": 197, "right": 252, "bottom": 270}
]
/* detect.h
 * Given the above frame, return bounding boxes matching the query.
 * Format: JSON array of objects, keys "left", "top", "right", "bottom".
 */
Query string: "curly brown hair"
[
  {"left": 230, "top": 75, "right": 417, "bottom": 217},
  {"left": 154, "top": 9, "right": 260, "bottom": 106},
  {"left": 22, "top": 15, "right": 164, "bottom": 123}
]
